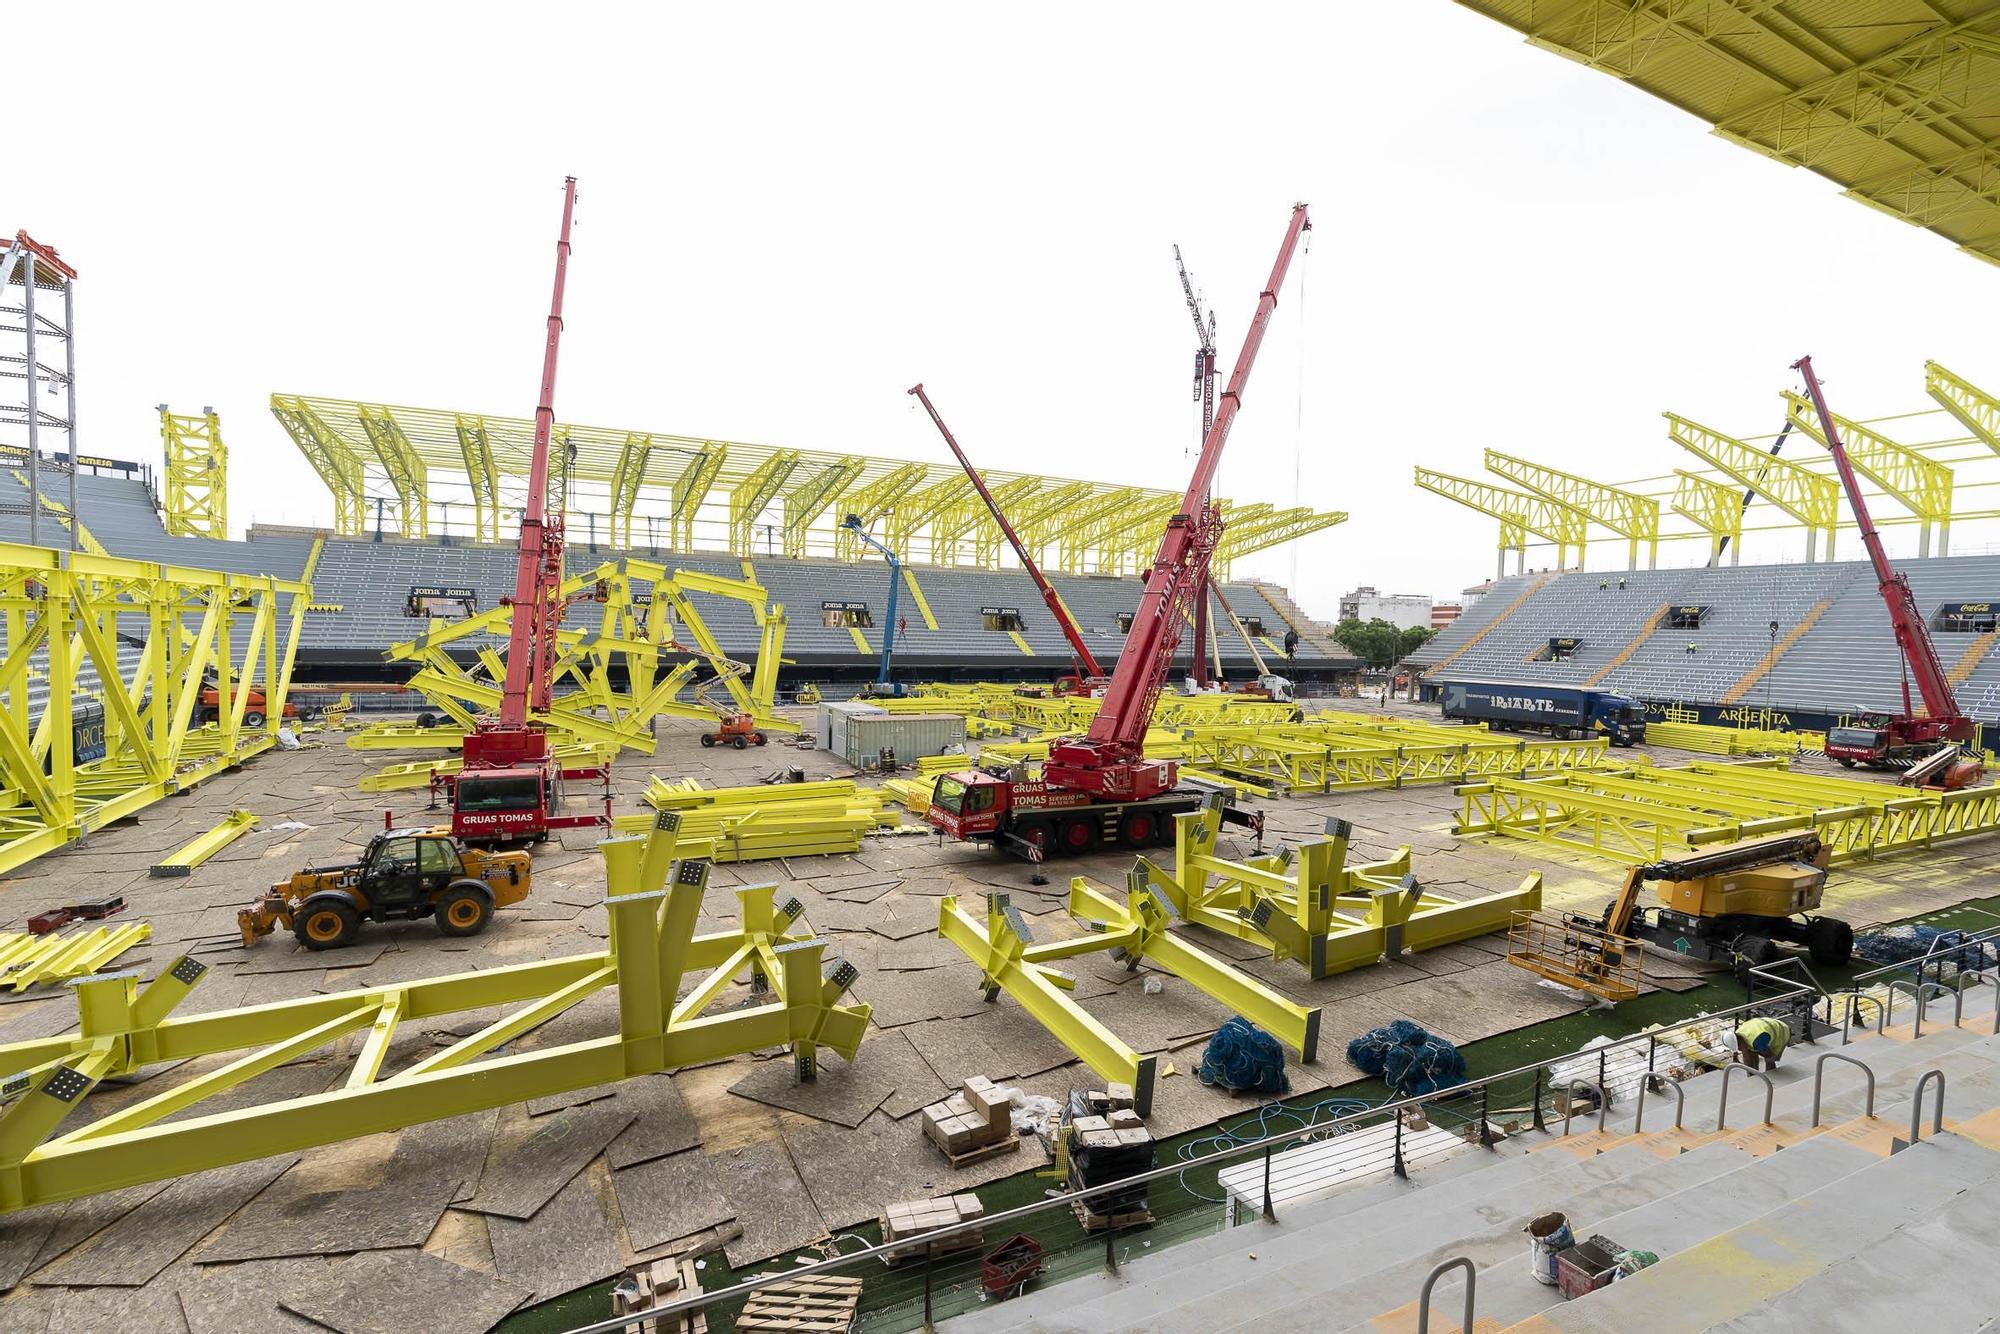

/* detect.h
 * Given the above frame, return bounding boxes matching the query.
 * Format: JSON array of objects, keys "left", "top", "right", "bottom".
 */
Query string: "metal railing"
[
  {"left": 1715, "top": 1064, "right": 1775, "bottom": 1131},
  {"left": 1810, "top": 1052, "right": 1876, "bottom": 1127},
  {"left": 566, "top": 966, "right": 1828, "bottom": 1334},
  {"left": 1417, "top": 1256, "right": 1476, "bottom": 1334},
  {"left": 1907, "top": 1069, "right": 1948, "bottom": 1149}
]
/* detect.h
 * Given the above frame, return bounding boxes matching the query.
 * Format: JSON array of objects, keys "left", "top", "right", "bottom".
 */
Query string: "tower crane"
[
  {"left": 908, "top": 383, "right": 1107, "bottom": 696},
  {"left": 928, "top": 204, "right": 1309, "bottom": 858},
  {"left": 1176, "top": 244, "right": 1221, "bottom": 688},
  {"left": 1795, "top": 356, "right": 1984, "bottom": 789},
  {"left": 440, "top": 178, "right": 613, "bottom": 843}
]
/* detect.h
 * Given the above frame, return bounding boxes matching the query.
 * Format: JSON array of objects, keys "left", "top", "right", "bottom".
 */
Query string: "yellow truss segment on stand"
[
  {"left": 0, "top": 811, "right": 870, "bottom": 1214},
  {"left": 269, "top": 396, "right": 367, "bottom": 536},
  {"left": 1455, "top": 758, "right": 2000, "bottom": 867},
  {"left": 1136, "top": 794, "right": 1542, "bottom": 979},
  {"left": 1926, "top": 361, "right": 2000, "bottom": 456},
  {"left": 1665, "top": 413, "right": 1839, "bottom": 560},
  {"left": 158, "top": 407, "right": 228, "bottom": 540},
  {"left": 784, "top": 459, "right": 866, "bottom": 559},
  {"left": 1670, "top": 471, "right": 1744, "bottom": 564},
  {"left": 1413, "top": 468, "right": 1587, "bottom": 575},
  {"left": 1484, "top": 449, "right": 1658, "bottom": 571},
  {"left": 1780, "top": 389, "right": 1953, "bottom": 556},
  {"left": 0, "top": 541, "right": 308, "bottom": 877},
  {"left": 450, "top": 414, "right": 503, "bottom": 542}
]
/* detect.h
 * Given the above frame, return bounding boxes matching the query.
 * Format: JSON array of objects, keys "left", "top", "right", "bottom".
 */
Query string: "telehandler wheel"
[
  {"left": 436, "top": 883, "right": 495, "bottom": 937},
  {"left": 294, "top": 897, "right": 362, "bottom": 951},
  {"left": 700, "top": 734, "right": 716, "bottom": 748},
  {"left": 753, "top": 732, "right": 768, "bottom": 745},
  {"left": 1806, "top": 916, "right": 1854, "bottom": 967},
  {"left": 244, "top": 711, "right": 266, "bottom": 729},
  {"left": 733, "top": 736, "right": 748, "bottom": 749}
]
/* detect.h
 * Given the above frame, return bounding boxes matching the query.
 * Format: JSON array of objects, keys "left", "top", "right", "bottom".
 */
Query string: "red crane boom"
[
  {"left": 1793, "top": 355, "right": 1976, "bottom": 753},
  {"left": 1044, "top": 203, "right": 1311, "bottom": 800},
  {"left": 907, "top": 383, "right": 1107, "bottom": 687}
]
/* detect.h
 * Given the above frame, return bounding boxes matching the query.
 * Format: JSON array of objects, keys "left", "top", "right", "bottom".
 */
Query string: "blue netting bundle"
[
  {"left": 1854, "top": 925, "right": 1998, "bottom": 972},
  {"left": 1346, "top": 1019, "right": 1467, "bottom": 1097},
  {"left": 1199, "top": 1017, "right": 1290, "bottom": 1096}
]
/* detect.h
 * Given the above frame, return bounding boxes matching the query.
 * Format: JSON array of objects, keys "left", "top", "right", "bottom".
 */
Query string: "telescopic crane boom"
[
  {"left": 1793, "top": 356, "right": 1981, "bottom": 784},
  {"left": 1046, "top": 203, "right": 1311, "bottom": 800},
  {"left": 840, "top": 514, "right": 906, "bottom": 696},
  {"left": 908, "top": 383, "right": 1107, "bottom": 689}
]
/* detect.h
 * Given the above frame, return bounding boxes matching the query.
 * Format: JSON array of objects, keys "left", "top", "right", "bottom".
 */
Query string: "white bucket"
[{"left": 1525, "top": 1211, "right": 1573, "bottom": 1286}]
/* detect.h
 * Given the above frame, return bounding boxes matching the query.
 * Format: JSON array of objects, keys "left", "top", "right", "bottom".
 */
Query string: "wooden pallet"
[
  {"left": 937, "top": 1135, "right": 1020, "bottom": 1168},
  {"left": 879, "top": 1221, "right": 985, "bottom": 1266},
  {"left": 735, "top": 1274, "right": 864, "bottom": 1333},
  {"left": 1069, "top": 1198, "right": 1153, "bottom": 1232}
]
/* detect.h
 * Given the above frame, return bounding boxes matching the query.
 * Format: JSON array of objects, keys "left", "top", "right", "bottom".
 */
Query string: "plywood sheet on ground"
[{"left": 278, "top": 1249, "right": 527, "bottom": 1334}]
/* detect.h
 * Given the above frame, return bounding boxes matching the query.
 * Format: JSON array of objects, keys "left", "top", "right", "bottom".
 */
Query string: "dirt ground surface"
[{"left": 0, "top": 697, "right": 1990, "bottom": 1330}]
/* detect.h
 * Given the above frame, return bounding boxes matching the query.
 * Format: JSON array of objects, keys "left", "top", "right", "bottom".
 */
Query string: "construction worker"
[
  {"left": 1283, "top": 628, "right": 1299, "bottom": 660},
  {"left": 1735, "top": 1015, "right": 1789, "bottom": 1071}
]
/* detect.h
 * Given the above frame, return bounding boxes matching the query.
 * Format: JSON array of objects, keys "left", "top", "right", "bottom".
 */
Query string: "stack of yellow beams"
[
  {"left": 1648, "top": 721, "right": 1825, "bottom": 756},
  {"left": 615, "top": 777, "right": 901, "bottom": 862},
  {"left": 0, "top": 922, "right": 152, "bottom": 992}
]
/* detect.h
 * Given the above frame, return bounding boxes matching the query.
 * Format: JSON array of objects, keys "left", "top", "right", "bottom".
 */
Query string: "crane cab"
[
  {"left": 927, "top": 771, "right": 1008, "bottom": 840},
  {"left": 451, "top": 765, "right": 552, "bottom": 843}
]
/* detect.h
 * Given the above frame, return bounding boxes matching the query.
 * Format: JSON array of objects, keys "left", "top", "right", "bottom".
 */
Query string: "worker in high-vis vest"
[{"left": 1736, "top": 1016, "right": 1790, "bottom": 1071}]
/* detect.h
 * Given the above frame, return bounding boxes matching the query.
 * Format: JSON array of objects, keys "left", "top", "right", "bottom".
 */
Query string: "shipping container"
[
  {"left": 817, "top": 700, "right": 887, "bottom": 755},
  {"left": 842, "top": 712, "right": 967, "bottom": 769}
]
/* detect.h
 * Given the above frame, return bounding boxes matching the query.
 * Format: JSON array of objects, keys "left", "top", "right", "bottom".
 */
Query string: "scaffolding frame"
[{"left": 1, "top": 232, "right": 79, "bottom": 551}]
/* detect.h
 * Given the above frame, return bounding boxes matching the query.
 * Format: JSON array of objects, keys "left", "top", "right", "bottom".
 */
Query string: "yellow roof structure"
[
  {"left": 269, "top": 393, "right": 1346, "bottom": 577},
  {"left": 1457, "top": 2, "right": 2000, "bottom": 265}
]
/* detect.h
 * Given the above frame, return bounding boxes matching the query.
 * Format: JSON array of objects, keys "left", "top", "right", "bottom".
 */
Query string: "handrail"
[
  {"left": 1908, "top": 1069, "right": 1947, "bottom": 1148},
  {"left": 1851, "top": 921, "right": 2000, "bottom": 987},
  {"left": 1716, "top": 1063, "right": 1775, "bottom": 1132},
  {"left": 1911, "top": 981, "right": 1951, "bottom": 1038},
  {"left": 1634, "top": 1072, "right": 1685, "bottom": 1133},
  {"left": 1836, "top": 991, "right": 1885, "bottom": 1044},
  {"left": 561, "top": 958, "right": 1820, "bottom": 1334},
  {"left": 1417, "top": 1256, "right": 1476, "bottom": 1334},
  {"left": 1560, "top": 1080, "right": 1603, "bottom": 1138},
  {"left": 1810, "top": 1051, "right": 1876, "bottom": 1127}
]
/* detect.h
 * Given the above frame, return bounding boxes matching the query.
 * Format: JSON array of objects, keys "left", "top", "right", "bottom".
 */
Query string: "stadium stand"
[{"left": 1408, "top": 553, "right": 2000, "bottom": 725}]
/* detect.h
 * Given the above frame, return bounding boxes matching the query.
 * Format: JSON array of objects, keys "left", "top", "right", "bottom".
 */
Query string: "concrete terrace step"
[{"left": 1512, "top": 1130, "right": 2000, "bottom": 1332}]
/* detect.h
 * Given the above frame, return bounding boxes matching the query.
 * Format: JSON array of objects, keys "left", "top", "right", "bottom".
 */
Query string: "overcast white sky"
[{"left": 16, "top": 2, "right": 2000, "bottom": 621}]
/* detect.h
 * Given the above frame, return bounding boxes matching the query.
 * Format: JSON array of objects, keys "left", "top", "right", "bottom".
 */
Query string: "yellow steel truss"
[
  {"left": 1925, "top": 360, "right": 2000, "bottom": 457},
  {"left": 267, "top": 397, "right": 1341, "bottom": 575},
  {"left": 1138, "top": 795, "right": 1541, "bottom": 979},
  {"left": 938, "top": 870, "right": 1320, "bottom": 1119},
  {"left": 0, "top": 814, "right": 870, "bottom": 1214},
  {"left": 359, "top": 559, "right": 794, "bottom": 768},
  {"left": 1670, "top": 470, "right": 1744, "bottom": 564},
  {"left": 1178, "top": 714, "right": 1612, "bottom": 794},
  {"left": 1780, "top": 389, "right": 1953, "bottom": 556},
  {"left": 158, "top": 407, "right": 228, "bottom": 540},
  {"left": 1456, "top": 759, "right": 2000, "bottom": 867},
  {"left": 1666, "top": 412, "right": 1840, "bottom": 560},
  {"left": 1484, "top": 449, "right": 1658, "bottom": 571},
  {"left": 1414, "top": 467, "right": 1586, "bottom": 574},
  {"left": 0, "top": 542, "right": 307, "bottom": 877}
]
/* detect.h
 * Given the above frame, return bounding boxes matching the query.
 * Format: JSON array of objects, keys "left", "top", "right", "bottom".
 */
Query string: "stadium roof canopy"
[{"left": 1456, "top": 2, "right": 2000, "bottom": 265}]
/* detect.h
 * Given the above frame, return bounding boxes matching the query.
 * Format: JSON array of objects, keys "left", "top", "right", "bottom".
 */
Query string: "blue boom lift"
[{"left": 841, "top": 513, "right": 907, "bottom": 698}]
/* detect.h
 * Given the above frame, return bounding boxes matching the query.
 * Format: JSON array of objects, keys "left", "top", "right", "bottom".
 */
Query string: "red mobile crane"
[
  {"left": 927, "top": 204, "right": 1310, "bottom": 857},
  {"left": 907, "top": 383, "right": 1108, "bottom": 696},
  {"left": 1794, "top": 355, "right": 1985, "bottom": 789},
  {"left": 1175, "top": 243, "right": 1221, "bottom": 689},
  {"left": 443, "top": 177, "right": 613, "bottom": 843}
]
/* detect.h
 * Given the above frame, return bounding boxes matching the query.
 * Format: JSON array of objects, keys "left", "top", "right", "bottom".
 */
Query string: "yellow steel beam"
[
  {"left": 1665, "top": 412, "right": 1840, "bottom": 560},
  {"left": 670, "top": 443, "right": 727, "bottom": 551},
  {"left": 833, "top": 463, "right": 926, "bottom": 563},
  {"left": 356, "top": 403, "right": 429, "bottom": 539},
  {"left": 150, "top": 808, "right": 259, "bottom": 878},
  {"left": 1780, "top": 389, "right": 1953, "bottom": 556}
]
